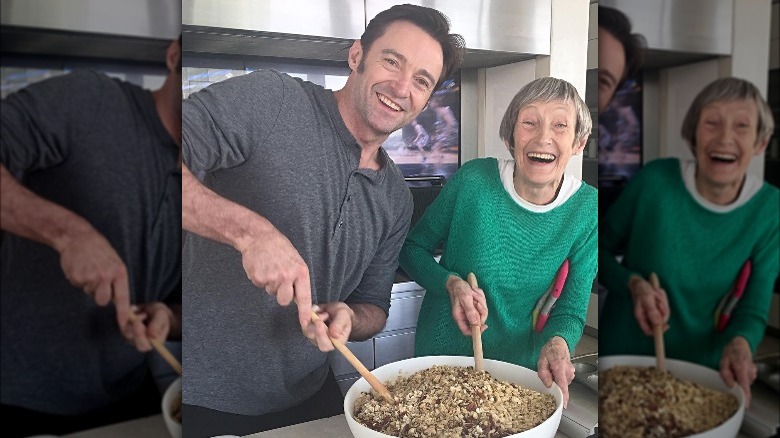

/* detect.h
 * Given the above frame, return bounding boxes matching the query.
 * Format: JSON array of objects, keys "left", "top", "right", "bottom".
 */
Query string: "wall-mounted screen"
[
  {"left": 381, "top": 73, "right": 461, "bottom": 184},
  {"left": 598, "top": 75, "right": 643, "bottom": 188}
]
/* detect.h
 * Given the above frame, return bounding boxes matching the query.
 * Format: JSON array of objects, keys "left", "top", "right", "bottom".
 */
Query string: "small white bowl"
[
  {"left": 599, "top": 355, "right": 745, "bottom": 438},
  {"left": 344, "top": 355, "right": 563, "bottom": 438},
  {"left": 161, "top": 376, "right": 182, "bottom": 438}
]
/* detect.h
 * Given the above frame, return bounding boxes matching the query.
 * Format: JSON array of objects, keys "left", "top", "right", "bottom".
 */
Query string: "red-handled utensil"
[
  {"left": 533, "top": 259, "right": 570, "bottom": 333},
  {"left": 714, "top": 259, "right": 751, "bottom": 332}
]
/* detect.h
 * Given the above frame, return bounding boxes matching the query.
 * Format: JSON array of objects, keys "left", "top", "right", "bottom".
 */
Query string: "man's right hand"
[
  {"left": 236, "top": 227, "right": 312, "bottom": 331},
  {"left": 57, "top": 226, "right": 131, "bottom": 328}
]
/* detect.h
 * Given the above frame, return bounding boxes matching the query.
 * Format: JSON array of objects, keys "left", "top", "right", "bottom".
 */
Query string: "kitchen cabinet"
[
  {"left": 366, "top": 0, "right": 550, "bottom": 55},
  {"left": 182, "top": 0, "right": 364, "bottom": 40}
]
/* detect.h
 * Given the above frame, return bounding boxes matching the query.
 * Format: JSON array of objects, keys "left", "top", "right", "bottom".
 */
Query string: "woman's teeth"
[
  {"left": 378, "top": 94, "right": 401, "bottom": 111},
  {"left": 710, "top": 153, "right": 737, "bottom": 163},
  {"left": 527, "top": 152, "right": 556, "bottom": 163}
]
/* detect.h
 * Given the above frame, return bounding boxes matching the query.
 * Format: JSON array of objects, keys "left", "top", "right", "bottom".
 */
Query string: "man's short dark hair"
[
  {"left": 360, "top": 4, "right": 465, "bottom": 91},
  {"left": 599, "top": 6, "right": 644, "bottom": 86}
]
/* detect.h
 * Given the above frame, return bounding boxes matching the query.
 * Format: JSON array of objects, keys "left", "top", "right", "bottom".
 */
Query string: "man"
[
  {"left": 0, "top": 37, "right": 182, "bottom": 436},
  {"left": 181, "top": 4, "right": 464, "bottom": 436},
  {"left": 598, "top": 5, "right": 644, "bottom": 112}
]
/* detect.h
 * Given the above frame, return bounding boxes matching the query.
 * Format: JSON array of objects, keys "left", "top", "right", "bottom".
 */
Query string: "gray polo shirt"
[
  {"left": 0, "top": 70, "right": 181, "bottom": 414},
  {"left": 182, "top": 70, "right": 412, "bottom": 415}
]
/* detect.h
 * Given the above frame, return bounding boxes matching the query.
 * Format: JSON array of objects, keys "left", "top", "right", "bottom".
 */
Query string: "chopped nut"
[{"left": 354, "top": 365, "right": 556, "bottom": 438}]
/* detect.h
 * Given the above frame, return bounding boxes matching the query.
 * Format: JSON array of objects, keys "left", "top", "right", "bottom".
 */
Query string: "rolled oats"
[
  {"left": 600, "top": 366, "right": 739, "bottom": 438},
  {"left": 353, "top": 365, "right": 557, "bottom": 437}
]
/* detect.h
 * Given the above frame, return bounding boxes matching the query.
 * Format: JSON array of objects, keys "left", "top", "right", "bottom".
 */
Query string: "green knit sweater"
[
  {"left": 599, "top": 158, "right": 780, "bottom": 369},
  {"left": 399, "top": 158, "right": 598, "bottom": 369}
]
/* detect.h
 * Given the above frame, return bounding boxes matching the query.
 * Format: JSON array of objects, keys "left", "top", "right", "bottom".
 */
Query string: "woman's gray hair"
[
  {"left": 681, "top": 77, "right": 775, "bottom": 150},
  {"left": 499, "top": 77, "right": 592, "bottom": 158}
]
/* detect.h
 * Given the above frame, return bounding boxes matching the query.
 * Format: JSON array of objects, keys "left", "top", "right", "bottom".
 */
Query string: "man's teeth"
[
  {"left": 710, "top": 153, "right": 737, "bottom": 162},
  {"left": 527, "top": 152, "right": 556, "bottom": 163},
  {"left": 378, "top": 94, "right": 401, "bottom": 111}
]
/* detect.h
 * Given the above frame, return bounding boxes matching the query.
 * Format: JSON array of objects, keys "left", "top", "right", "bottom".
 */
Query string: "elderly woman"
[
  {"left": 400, "top": 77, "right": 597, "bottom": 408},
  {"left": 599, "top": 77, "right": 779, "bottom": 407}
]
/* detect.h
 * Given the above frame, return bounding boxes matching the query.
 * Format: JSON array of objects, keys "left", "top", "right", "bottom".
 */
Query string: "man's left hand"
[
  {"left": 121, "top": 302, "right": 174, "bottom": 352},
  {"left": 302, "top": 302, "right": 355, "bottom": 352}
]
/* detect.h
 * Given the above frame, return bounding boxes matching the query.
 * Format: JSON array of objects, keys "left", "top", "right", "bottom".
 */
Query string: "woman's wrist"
[
  {"left": 445, "top": 274, "right": 462, "bottom": 295},
  {"left": 627, "top": 274, "right": 644, "bottom": 296}
]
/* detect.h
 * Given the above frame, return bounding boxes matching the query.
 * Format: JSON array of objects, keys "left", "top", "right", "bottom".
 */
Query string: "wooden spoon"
[
  {"left": 128, "top": 309, "right": 182, "bottom": 375},
  {"left": 648, "top": 273, "right": 666, "bottom": 371},
  {"left": 467, "top": 273, "right": 484, "bottom": 372},
  {"left": 307, "top": 307, "right": 394, "bottom": 403}
]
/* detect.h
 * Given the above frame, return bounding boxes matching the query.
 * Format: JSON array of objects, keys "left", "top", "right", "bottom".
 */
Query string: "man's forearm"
[
  {"left": 0, "top": 164, "right": 92, "bottom": 251},
  {"left": 348, "top": 303, "right": 388, "bottom": 341},
  {"left": 182, "top": 163, "right": 273, "bottom": 251},
  {"left": 167, "top": 303, "right": 182, "bottom": 340}
]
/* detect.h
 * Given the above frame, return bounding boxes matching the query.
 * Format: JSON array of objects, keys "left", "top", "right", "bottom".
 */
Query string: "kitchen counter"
[
  {"left": 62, "top": 414, "right": 169, "bottom": 438},
  {"left": 244, "top": 415, "right": 574, "bottom": 437}
]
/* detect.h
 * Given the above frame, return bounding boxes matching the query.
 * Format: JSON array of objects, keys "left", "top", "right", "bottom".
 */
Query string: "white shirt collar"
[
  {"left": 679, "top": 159, "right": 762, "bottom": 213},
  {"left": 498, "top": 158, "right": 582, "bottom": 213}
]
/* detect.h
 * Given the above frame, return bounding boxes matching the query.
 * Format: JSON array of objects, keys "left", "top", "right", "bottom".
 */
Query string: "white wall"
[
  {"left": 481, "top": 61, "right": 537, "bottom": 161},
  {"left": 660, "top": 60, "right": 720, "bottom": 161},
  {"left": 587, "top": 2, "right": 598, "bottom": 71}
]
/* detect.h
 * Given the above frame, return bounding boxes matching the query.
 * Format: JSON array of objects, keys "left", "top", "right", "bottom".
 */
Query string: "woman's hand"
[
  {"left": 628, "top": 274, "right": 669, "bottom": 335},
  {"left": 537, "top": 336, "right": 575, "bottom": 409},
  {"left": 720, "top": 336, "right": 757, "bottom": 408},
  {"left": 445, "top": 275, "right": 488, "bottom": 336}
]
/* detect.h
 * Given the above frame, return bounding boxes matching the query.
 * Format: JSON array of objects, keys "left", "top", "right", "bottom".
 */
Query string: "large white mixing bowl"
[
  {"left": 599, "top": 355, "right": 745, "bottom": 438},
  {"left": 161, "top": 376, "right": 182, "bottom": 438},
  {"left": 344, "top": 355, "right": 563, "bottom": 438}
]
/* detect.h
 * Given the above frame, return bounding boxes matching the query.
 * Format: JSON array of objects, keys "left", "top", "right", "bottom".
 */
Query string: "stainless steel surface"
[
  {"left": 373, "top": 329, "right": 416, "bottom": 368},
  {"left": 601, "top": 0, "right": 732, "bottom": 55},
  {"left": 1, "top": 1, "right": 179, "bottom": 63},
  {"left": 183, "top": 26, "right": 354, "bottom": 63},
  {"left": 754, "top": 354, "right": 780, "bottom": 393},
  {"left": 561, "top": 354, "right": 599, "bottom": 438},
  {"left": 328, "top": 339, "right": 374, "bottom": 377},
  {"left": 182, "top": 1, "right": 544, "bottom": 68},
  {"left": 1, "top": 0, "right": 180, "bottom": 39},
  {"left": 183, "top": 0, "right": 364, "bottom": 40},
  {"left": 572, "top": 363, "right": 598, "bottom": 394},
  {"left": 742, "top": 380, "right": 780, "bottom": 437},
  {"left": 1, "top": 26, "right": 174, "bottom": 64},
  {"left": 366, "top": 0, "right": 551, "bottom": 54},
  {"left": 383, "top": 289, "right": 425, "bottom": 333}
]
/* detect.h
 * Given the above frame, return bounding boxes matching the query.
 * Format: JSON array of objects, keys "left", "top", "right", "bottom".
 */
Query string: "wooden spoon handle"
[
  {"left": 649, "top": 273, "right": 665, "bottom": 371},
  {"left": 309, "top": 310, "right": 393, "bottom": 403},
  {"left": 467, "top": 273, "right": 484, "bottom": 372},
  {"left": 128, "top": 311, "right": 182, "bottom": 375}
]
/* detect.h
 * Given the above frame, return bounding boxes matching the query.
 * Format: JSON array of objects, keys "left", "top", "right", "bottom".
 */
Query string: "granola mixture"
[
  {"left": 171, "top": 393, "right": 182, "bottom": 424},
  {"left": 600, "top": 366, "right": 739, "bottom": 438},
  {"left": 353, "top": 365, "right": 556, "bottom": 438}
]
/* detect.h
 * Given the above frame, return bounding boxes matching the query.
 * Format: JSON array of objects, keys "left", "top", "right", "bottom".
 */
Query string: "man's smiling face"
[{"left": 348, "top": 20, "right": 444, "bottom": 136}]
